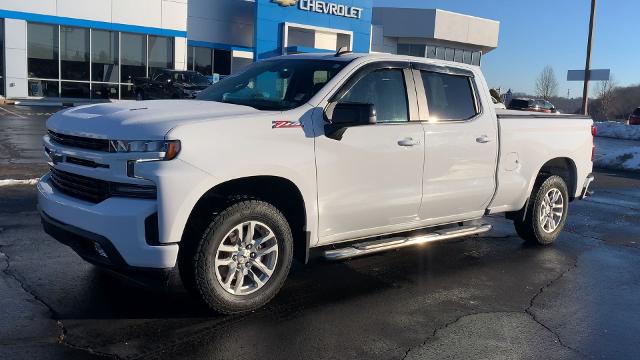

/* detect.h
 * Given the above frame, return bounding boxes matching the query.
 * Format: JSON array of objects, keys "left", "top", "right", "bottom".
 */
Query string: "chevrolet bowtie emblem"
[{"left": 273, "top": 0, "right": 298, "bottom": 6}]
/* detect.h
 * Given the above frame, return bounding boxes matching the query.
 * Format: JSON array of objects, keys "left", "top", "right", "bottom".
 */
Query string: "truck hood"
[{"left": 46, "top": 100, "right": 262, "bottom": 140}]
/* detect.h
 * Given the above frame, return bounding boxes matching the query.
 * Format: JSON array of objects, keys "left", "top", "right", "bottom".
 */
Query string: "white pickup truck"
[{"left": 39, "top": 53, "right": 595, "bottom": 314}]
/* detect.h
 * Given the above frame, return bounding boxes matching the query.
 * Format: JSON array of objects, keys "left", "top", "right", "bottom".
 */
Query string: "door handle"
[
  {"left": 476, "top": 135, "right": 491, "bottom": 144},
  {"left": 397, "top": 138, "right": 420, "bottom": 147}
]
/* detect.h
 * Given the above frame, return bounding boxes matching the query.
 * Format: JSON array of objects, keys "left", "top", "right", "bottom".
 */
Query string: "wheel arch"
[
  {"left": 507, "top": 157, "right": 578, "bottom": 222},
  {"left": 535, "top": 157, "right": 578, "bottom": 200},
  {"left": 179, "top": 175, "right": 310, "bottom": 265}
]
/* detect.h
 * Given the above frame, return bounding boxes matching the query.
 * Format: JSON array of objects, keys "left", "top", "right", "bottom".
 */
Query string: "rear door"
[
  {"left": 413, "top": 63, "right": 499, "bottom": 223},
  {"left": 314, "top": 61, "right": 425, "bottom": 244}
]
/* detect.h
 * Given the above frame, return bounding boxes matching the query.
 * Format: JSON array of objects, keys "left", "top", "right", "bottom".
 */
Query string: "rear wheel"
[
  {"left": 514, "top": 175, "right": 569, "bottom": 245},
  {"left": 188, "top": 200, "right": 293, "bottom": 314}
]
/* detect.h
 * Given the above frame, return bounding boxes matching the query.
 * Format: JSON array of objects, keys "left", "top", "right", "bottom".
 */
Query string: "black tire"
[
  {"left": 189, "top": 200, "right": 293, "bottom": 314},
  {"left": 136, "top": 91, "right": 144, "bottom": 101},
  {"left": 514, "top": 175, "right": 569, "bottom": 245}
]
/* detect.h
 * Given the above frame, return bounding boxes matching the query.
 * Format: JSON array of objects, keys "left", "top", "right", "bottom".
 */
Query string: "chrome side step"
[{"left": 323, "top": 224, "right": 492, "bottom": 261}]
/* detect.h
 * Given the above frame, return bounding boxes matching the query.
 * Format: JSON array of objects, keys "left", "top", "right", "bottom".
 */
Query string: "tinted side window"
[
  {"left": 509, "top": 99, "right": 528, "bottom": 109},
  {"left": 420, "top": 71, "right": 478, "bottom": 121},
  {"left": 339, "top": 68, "right": 408, "bottom": 123},
  {"left": 633, "top": 108, "right": 640, "bottom": 116}
]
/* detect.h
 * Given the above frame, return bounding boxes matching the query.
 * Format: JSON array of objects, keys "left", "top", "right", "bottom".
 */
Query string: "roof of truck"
[{"left": 271, "top": 52, "right": 479, "bottom": 69}]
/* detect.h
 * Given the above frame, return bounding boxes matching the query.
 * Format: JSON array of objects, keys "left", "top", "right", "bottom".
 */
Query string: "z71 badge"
[{"left": 272, "top": 120, "right": 302, "bottom": 129}]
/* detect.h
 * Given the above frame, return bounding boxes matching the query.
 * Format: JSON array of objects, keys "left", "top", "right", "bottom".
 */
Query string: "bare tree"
[
  {"left": 535, "top": 66, "right": 559, "bottom": 100},
  {"left": 594, "top": 75, "right": 617, "bottom": 120}
]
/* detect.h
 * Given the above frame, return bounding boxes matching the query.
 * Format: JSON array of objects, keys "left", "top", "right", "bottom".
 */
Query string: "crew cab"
[{"left": 39, "top": 53, "right": 595, "bottom": 314}]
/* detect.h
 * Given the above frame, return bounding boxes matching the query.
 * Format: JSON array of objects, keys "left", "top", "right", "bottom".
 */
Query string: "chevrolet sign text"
[{"left": 298, "top": 0, "right": 363, "bottom": 19}]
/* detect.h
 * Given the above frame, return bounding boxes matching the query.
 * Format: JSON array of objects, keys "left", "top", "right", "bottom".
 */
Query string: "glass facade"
[
  {"left": 397, "top": 44, "right": 426, "bottom": 57},
  {"left": 27, "top": 23, "right": 59, "bottom": 80},
  {"left": 397, "top": 43, "right": 481, "bottom": 66},
  {"left": 26, "top": 22, "right": 174, "bottom": 99},
  {"left": 60, "top": 26, "right": 90, "bottom": 81},
  {"left": 186, "top": 46, "right": 233, "bottom": 77}
]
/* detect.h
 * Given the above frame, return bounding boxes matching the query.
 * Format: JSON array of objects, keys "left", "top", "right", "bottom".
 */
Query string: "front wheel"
[
  {"left": 190, "top": 200, "right": 293, "bottom": 314},
  {"left": 514, "top": 175, "right": 569, "bottom": 245}
]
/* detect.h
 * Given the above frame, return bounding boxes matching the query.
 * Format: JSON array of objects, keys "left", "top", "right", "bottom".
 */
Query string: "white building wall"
[
  {"left": 4, "top": 19, "right": 27, "bottom": 98},
  {"left": 56, "top": 0, "right": 112, "bottom": 23},
  {"left": 0, "top": 0, "right": 187, "bottom": 32},
  {"left": 174, "top": 37, "right": 187, "bottom": 70}
]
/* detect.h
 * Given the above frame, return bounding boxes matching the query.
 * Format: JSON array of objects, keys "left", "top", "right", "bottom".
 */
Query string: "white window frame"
[{"left": 282, "top": 22, "right": 353, "bottom": 55}]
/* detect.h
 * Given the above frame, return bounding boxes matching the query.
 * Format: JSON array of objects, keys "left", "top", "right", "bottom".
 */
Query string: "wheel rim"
[
  {"left": 214, "top": 221, "right": 279, "bottom": 296},
  {"left": 539, "top": 188, "right": 564, "bottom": 233}
]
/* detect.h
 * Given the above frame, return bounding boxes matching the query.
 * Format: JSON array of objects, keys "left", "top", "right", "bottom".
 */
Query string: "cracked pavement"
[{"left": 1, "top": 106, "right": 640, "bottom": 359}]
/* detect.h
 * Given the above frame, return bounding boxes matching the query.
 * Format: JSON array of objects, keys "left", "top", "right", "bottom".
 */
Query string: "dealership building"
[{"left": 0, "top": 0, "right": 499, "bottom": 100}]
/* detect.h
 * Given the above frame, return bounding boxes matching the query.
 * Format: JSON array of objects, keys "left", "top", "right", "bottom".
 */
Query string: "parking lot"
[{"left": 1, "top": 104, "right": 640, "bottom": 360}]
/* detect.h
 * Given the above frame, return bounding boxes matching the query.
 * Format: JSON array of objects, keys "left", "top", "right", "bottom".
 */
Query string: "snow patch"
[
  {"left": 595, "top": 121, "right": 640, "bottom": 141},
  {"left": 0, "top": 179, "right": 39, "bottom": 187},
  {"left": 594, "top": 137, "right": 640, "bottom": 172}
]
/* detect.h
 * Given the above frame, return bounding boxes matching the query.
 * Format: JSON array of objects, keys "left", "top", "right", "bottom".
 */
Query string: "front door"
[
  {"left": 315, "top": 63, "right": 425, "bottom": 244},
  {"left": 414, "top": 64, "right": 498, "bottom": 223}
]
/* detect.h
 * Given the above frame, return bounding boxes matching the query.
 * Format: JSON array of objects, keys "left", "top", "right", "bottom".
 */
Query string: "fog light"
[{"left": 94, "top": 242, "right": 108, "bottom": 258}]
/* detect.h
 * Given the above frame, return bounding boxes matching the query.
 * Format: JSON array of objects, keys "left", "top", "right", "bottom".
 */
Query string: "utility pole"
[{"left": 581, "top": 0, "right": 596, "bottom": 115}]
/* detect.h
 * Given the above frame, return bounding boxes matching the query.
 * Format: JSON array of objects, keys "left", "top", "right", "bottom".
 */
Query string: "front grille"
[
  {"left": 49, "top": 168, "right": 157, "bottom": 203},
  {"left": 50, "top": 168, "right": 111, "bottom": 203},
  {"left": 48, "top": 130, "right": 110, "bottom": 152}
]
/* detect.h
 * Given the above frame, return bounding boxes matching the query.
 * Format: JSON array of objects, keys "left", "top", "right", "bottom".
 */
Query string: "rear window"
[
  {"left": 633, "top": 108, "right": 640, "bottom": 116},
  {"left": 420, "top": 71, "right": 478, "bottom": 121},
  {"left": 509, "top": 99, "right": 529, "bottom": 108}
]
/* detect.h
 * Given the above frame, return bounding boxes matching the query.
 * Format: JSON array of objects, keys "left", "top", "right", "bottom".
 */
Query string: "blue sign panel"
[{"left": 255, "top": 0, "right": 373, "bottom": 60}]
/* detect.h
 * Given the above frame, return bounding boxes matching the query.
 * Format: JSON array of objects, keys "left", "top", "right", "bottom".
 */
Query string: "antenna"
[{"left": 335, "top": 47, "right": 352, "bottom": 57}]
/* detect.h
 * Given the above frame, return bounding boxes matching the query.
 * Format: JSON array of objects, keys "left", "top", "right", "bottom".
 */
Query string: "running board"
[{"left": 323, "top": 224, "right": 492, "bottom": 261}]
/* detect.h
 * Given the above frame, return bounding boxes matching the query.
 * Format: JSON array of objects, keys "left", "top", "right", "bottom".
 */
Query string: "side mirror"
[{"left": 324, "top": 102, "right": 376, "bottom": 140}]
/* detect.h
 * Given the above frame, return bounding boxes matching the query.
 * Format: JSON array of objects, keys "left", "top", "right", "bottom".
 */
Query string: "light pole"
[{"left": 581, "top": 0, "right": 597, "bottom": 115}]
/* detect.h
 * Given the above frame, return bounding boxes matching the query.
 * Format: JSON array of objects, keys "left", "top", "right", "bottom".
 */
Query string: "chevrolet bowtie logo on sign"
[
  {"left": 273, "top": 0, "right": 363, "bottom": 19},
  {"left": 273, "top": 0, "right": 298, "bottom": 6}
]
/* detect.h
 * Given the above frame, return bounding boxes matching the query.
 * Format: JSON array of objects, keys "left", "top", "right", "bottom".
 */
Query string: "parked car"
[
  {"left": 492, "top": 96, "right": 506, "bottom": 109},
  {"left": 134, "top": 69, "right": 210, "bottom": 100},
  {"left": 508, "top": 98, "right": 558, "bottom": 113},
  {"left": 40, "top": 53, "right": 595, "bottom": 314},
  {"left": 628, "top": 107, "right": 640, "bottom": 125}
]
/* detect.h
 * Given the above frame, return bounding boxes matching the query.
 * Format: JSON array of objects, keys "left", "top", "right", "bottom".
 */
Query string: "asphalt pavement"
[{"left": 1, "top": 104, "right": 640, "bottom": 360}]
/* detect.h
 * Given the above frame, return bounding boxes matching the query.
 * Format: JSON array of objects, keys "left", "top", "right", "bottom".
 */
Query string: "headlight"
[{"left": 109, "top": 140, "right": 181, "bottom": 160}]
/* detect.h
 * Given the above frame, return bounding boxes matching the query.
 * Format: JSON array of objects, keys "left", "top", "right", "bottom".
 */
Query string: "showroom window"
[
  {"left": 417, "top": 45, "right": 482, "bottom": 66},
  {"left": 397, "top": 44, "right": 426, "bottom": 57},
  {"left": 193, "top": 47, "right": 213, "bottom": 76},
  {"left": 187, "top": 46, "right": 233, "bottom": 77},
  {"left": 26, "top": 22, "right": 174, "bottom": 99},
  {"left": 27, "top": 23, "right": 59, "bottom": 80},
  {"left": 148, "top": 35, "right": 174, "bottom": 76}
]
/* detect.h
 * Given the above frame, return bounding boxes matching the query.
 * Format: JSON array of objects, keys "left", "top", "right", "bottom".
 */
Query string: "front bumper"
[{"left": 38, "top": 173, "right": 179, "bottom": 269}]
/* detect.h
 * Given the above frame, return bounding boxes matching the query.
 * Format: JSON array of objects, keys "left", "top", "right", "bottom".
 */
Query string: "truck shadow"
[{"left": 61, "top": 226, "right": 556, "bottom": 322}]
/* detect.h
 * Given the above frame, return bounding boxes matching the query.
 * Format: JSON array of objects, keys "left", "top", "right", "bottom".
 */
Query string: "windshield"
[
  {"left": 196, "top": 59, "right": 348, "bottom": 111},
  {"left": 169, "top": 71, "right": 209, "bottom": 85},
  {"left": 184, "top": 72, "right": 210, "bottom": 85}
]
